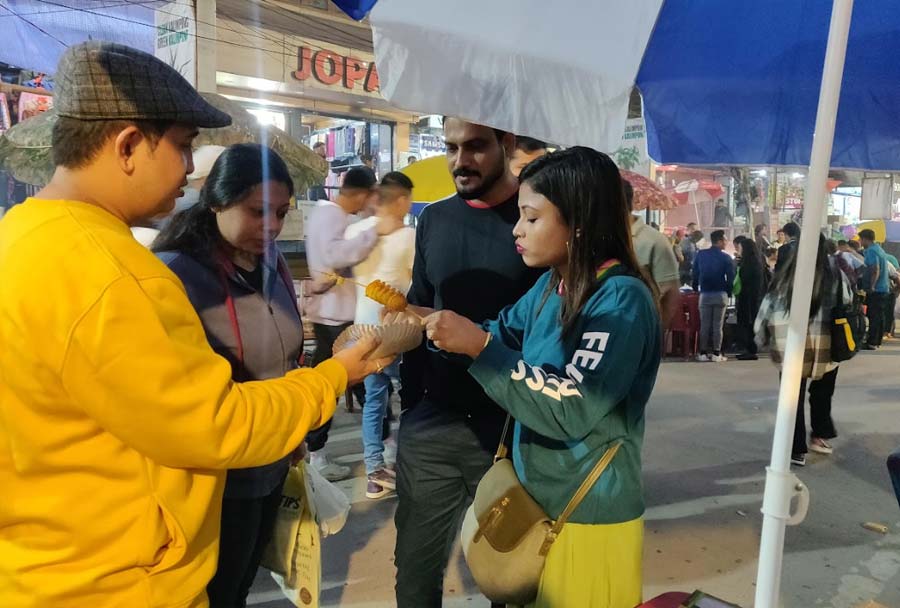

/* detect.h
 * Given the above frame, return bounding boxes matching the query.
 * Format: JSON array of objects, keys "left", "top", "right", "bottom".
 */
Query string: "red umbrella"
[
  {"left": 669, "top": 179, "right": 725, "bottom": 205},
  {"left": 620, "top": 170, "right": 677, "bottom": 210}
]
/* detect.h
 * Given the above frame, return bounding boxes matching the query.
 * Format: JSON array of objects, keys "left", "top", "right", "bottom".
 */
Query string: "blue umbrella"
[
  {"left": 370, "top": 2, "right": 867, "bottom": 605},
  {"left": 330, "top": 0, "right": 379, "bottom": 21}
]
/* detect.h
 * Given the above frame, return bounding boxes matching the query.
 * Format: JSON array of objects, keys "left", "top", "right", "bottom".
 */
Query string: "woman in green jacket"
[{"left": 425, "top": 147, "right": 662, "bottom": 607}]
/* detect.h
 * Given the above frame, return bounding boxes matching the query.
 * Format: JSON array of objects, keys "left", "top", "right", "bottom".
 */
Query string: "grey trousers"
[
  {"left": 394, "top": 401, "right": 495, "bottom": 608},
  {"left": 699, "top": 292, "right": 729, "bottom": 353}
]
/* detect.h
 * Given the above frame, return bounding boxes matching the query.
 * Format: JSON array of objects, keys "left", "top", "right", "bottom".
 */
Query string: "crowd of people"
[
  {"left": 664, "top": 213, "right": 898, "bottom": 468},
  {"left": 0, "top": 41, "right": 898, "bottom": 608}
]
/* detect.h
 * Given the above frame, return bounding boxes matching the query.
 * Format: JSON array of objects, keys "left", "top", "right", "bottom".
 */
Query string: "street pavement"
[{"left": 248, "top": 342, "right": 900, "bottom": 607}]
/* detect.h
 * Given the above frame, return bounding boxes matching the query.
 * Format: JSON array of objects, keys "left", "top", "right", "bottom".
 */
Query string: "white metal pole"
[{"left": 754, "top": 1, "right": 853, "bottom": 606}]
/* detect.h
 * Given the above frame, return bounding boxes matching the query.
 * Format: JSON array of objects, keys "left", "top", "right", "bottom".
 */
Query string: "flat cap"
[{"left": 55, "top": 41, "right": 231, "bottom": 129}]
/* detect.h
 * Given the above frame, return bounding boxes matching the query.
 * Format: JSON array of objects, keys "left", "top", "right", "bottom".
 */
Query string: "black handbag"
[{"left": 831, "top": 271, "right": 864, "bottom": 362}]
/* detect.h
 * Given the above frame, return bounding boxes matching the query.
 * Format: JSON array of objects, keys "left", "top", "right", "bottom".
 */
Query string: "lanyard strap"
[{"left": 216, "top": 253, "right": 302, "bottom": 366}]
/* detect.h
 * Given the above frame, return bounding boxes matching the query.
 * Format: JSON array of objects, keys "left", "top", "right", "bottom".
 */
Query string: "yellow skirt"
[{"left": 518, "top": 517, "right": 644, "bottom": 608}]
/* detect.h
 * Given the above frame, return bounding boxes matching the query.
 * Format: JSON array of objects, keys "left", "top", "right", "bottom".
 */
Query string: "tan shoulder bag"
[{"left": 460, "top": 415, "right": 622, "bottom": 605}]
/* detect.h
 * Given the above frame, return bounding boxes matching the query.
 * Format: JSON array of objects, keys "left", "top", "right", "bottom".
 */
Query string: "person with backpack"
[{"left": 755, "top": 234, "right": 854, "bottom": 467}]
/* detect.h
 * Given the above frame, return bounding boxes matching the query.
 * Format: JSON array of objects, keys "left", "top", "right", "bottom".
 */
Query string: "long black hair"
[
  {"left": 518, "top": 146, "right": 658, "bottom": 337},
  {"left": 152, "top": 143, "right": 294, "bottom": 259},
  {"left": 739, "top": 237, "right": 764, "bottom": 272},
  {"left": 769, "top": 233, "right": 832, "bottom": 316}
]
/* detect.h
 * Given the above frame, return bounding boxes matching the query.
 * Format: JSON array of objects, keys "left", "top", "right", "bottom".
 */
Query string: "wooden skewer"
[
  {"left": 315, "top": 270, "right": 425, "bottom": 323},
  {"left": 316, "top": 270, "right": 367, "bottom": 288}
]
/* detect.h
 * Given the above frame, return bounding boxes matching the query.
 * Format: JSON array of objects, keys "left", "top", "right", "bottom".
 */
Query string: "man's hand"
[
  {"left": 331, "top": 335, "right": 395, "bottom": 385},
  {"left": 381, "top": 305, "right": 433, "bottom": 326},
  {"left": 424, "top": 310, "right": 489, "bottom": 358}
]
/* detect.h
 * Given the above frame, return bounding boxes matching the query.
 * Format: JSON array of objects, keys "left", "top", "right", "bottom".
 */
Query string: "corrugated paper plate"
[{"left": 332, "top": 322, "right": 423, "bottom": 359}]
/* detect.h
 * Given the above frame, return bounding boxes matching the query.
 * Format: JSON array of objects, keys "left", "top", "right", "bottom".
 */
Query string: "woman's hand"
[
  {"left": 424, "top": 310, "right": 489, "bottom": 358},
  {"left": 290, "top": 443, "right": 308, "bottom": 466},
  {"left": 331, "top": 335, "right": 395, "bottom": 385}
]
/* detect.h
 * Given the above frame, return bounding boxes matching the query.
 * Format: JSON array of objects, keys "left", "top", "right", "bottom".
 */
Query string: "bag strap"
[
  {"left": 834, "top": 262, "right": 845, "bottom": 309},
  {"left": 494, "top": 414, "right": 512, "bottom": 463},
  {"left": 540, "top": 440, "right": 623, "bottom": 555}
]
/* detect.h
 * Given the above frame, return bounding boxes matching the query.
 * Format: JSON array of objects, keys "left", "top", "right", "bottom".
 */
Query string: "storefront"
[{"left": 214, "top": 17, "right": 420, "bottom": 198}]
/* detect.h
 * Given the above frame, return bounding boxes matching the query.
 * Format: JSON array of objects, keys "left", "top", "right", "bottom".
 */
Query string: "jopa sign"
[{"left": 292, "top": 47, "right": 380, "bottom": 93}]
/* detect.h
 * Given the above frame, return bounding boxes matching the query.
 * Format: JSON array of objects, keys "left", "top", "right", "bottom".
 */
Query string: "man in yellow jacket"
[{"left": 0, "top": 42, "right": 392, "bottom": 608}]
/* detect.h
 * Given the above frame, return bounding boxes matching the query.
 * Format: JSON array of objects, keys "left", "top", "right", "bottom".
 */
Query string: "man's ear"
[
  {"left": 113, "top": 125, "right": 145, "bottom": 175},
  {"left": 502, "top": 131, "right": 517, "bottom": 159}
]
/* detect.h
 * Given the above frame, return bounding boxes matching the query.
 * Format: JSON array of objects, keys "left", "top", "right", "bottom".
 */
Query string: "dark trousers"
[
  {"left": 886, "top": 291, "right": 898, "bottom": 336},
  {"left": 866, "top": 292, "right": 888, "bottom": 346},
  {"left": 207, "top": 480, "right": 285, "bottom": 608},
  {"left": 887, "top": 449, "right": 900, "bottom": 511},
  {"left": 307, "top": 322, "right": 365, "bottom": 451},
  {"left": 394, "top": 402, "right": 495, "bottom": 608},
  {"left": 737, "top": 317, "right": 757, "bottom": 355},
  {"left": 791, "top": 368, "right": 839, "bottom": 455}
]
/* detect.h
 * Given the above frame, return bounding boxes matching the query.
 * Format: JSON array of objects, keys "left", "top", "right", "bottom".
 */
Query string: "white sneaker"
[
  {"left": 696, "top": 354, "right": 710, "bottom": 362},
  {"left": 711, "top": 354, "right": 728, "bottom": 362},
  {"left": 310, "top": 450, "right": 351, "bottom": 482},
  {"left": 809, "top": 437, "right": 833, "bottom": 455}
]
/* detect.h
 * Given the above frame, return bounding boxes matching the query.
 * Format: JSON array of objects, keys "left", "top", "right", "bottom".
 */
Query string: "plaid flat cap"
[{"left": 55, "top": 41, "right": 231, "bottom": 129}]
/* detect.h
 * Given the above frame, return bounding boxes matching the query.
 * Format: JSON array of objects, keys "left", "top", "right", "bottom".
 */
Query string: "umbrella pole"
[{"left": 753, "top": 1, "right": 853, "bottom": 607}]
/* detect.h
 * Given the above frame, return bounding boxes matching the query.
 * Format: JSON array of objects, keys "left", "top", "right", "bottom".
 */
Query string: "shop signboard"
[
  {"left": 292, "top": 46, "right": 380, "bottom": 94},
  {"left": 155, "top": 0, "right": 196, "bottom": 88},
  {"left": 613, "top": 118, "right": 649, "bottom": 176},
  {"left": 861, "top": 176, "right": 893, "bottom": 220}
]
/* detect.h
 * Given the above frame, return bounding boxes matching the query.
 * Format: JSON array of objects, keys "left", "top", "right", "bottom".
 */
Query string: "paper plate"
[{"left": 332, "top": 322, "right": 423, "bottom": 359}]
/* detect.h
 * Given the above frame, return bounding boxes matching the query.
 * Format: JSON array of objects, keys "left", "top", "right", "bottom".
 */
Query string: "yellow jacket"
[{"left": 0, "top": 199, "right": 346, "bottom": 608}]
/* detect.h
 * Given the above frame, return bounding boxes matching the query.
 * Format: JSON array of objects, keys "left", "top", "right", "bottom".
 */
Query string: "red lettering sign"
[
  {"left": 344, "top": 57, "right": 367, "bottom": 90},
  {"left": 292, "top": 46, "right": 380, "bottom": 94},
  {"left": 313, "top": 50, "right": 343, "bottom": 85},
  {"left": 364, "top": 62, "right": 379, "bottom": 93},
  {"left": 292, "top": 47, "right": 312, "bottom": 81}
]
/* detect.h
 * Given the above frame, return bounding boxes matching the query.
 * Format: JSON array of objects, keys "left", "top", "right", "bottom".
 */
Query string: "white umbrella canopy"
[{"left": 371, "top": 1, "right": 662, "bottom": 153}]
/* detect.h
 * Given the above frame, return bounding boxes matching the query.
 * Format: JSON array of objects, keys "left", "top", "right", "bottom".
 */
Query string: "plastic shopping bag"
[
  {"left": 261, "top": 464, "right": 321, "bottom": 607},
  {"left": 305, "top": 462, "right": 351, "bottom": 537}
]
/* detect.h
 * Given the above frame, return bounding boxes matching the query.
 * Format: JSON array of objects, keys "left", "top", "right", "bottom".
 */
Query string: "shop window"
[{"left": 246, "top": 108, "right": 287, "bottom": 132}]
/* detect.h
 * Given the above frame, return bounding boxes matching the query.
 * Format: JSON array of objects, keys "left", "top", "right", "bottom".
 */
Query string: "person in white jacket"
[{"left": 346, "top": 172, "right": 416, "bottom": 498}]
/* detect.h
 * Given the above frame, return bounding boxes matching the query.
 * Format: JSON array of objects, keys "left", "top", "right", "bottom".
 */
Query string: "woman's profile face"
[
  {"left": 215, "top": 180, "right": 292, "bottom": 257},
  {"left": 512, "top": 182, "right": 569, "bottom": 269}
]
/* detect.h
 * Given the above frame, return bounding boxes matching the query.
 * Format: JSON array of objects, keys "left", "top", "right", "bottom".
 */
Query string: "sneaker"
[
  {"left": 310, "top": 451, "right": 351, "bottom": 482},
  {"left": 861, "top": 344, "right": 878, "bottom": 351},
  {"left": 736, "top": 353, "right": 759, "bottom": 361},
  {"left": 791, "top": 453, "right": 806, "bottom": 467},
  {"left": 809, "top": 437, "right": 833, "bottom": 455},
  {"left": 711, "top": 354, "right": 728, "bottom": 362},
  {"left": 696, "top": 353, "right": 710, "bottom": 362},
  {"left": 366, "top": 469, "right": 396, "bottom": 499}
]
